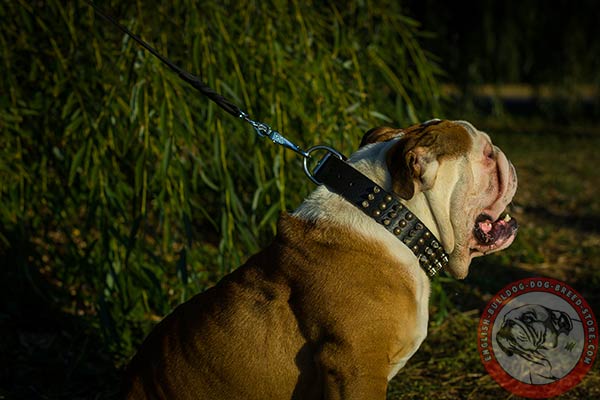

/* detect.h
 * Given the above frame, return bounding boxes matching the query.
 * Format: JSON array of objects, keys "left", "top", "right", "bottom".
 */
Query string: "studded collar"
[{"left": 312, "top": 153, "right": 449, "bottom": 278}]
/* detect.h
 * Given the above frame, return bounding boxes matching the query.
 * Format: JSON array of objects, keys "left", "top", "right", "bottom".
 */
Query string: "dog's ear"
[
  {"left": 551, "top": 310, "right": 573, "bottom": 335},
  {"left": 385, "top": 121, "right": 472, "bottom": 200},
  {"left": 386, "top": 142, "right": 439, "bottom": 199},
  {"left": 359, "top": 127, "right": 404, "bottom": 147}
]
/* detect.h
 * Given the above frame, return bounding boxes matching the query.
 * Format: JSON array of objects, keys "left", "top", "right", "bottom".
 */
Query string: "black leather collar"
[{"left": 313, "top": 153, "right": 449, "bottom": 278}]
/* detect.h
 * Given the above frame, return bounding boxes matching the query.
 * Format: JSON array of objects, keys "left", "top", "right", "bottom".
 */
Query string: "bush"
[{"left": 0, "top": 0, "right": 441, "bottom": 363}]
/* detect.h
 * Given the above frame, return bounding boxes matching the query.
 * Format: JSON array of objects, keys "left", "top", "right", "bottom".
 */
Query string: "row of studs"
[
  {"left": 409, "top": 228, "right": 449, "bottom": 275},
  {"left": 419, "top": 245, "right": 450, "bottom": 276},
  {"left": 359, "top": 186, "right": 416, "bottom": 230},
  {"left": 360, "top": 187, "right": 431, "bottom": 241},
  {"left": 360, "top": 186, "right": 449, "bottom": 275}
]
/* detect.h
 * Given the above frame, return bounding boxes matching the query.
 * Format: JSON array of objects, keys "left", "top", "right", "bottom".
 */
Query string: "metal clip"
[
  {"left": 238, "top": 111, "right": 347, "bottom": 186},
  {"left": 239, "top": 111, "right": 309, "bottom": 158}
]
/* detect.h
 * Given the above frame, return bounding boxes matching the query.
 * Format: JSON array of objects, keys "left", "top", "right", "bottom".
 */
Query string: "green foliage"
[{"left": 0, "top": 0, "right": 441, "bottom": 363}]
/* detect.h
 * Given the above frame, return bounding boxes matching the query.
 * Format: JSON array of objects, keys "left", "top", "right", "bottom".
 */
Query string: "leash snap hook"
[
  {"left": 239, "top": 111, "right": 309, "bottom": 158},
  {"left": 241, "top": 113, "right": 272, "bottom": 138}
]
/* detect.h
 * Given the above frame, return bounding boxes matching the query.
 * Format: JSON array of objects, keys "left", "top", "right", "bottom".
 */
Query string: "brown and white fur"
[{"left": 123, "top": 120, "right": 518, "bottom": 399}]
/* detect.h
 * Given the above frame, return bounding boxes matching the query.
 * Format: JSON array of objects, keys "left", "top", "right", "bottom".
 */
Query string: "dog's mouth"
[{"left": 471, "top": 211, "right": 518, "bottom": 254}]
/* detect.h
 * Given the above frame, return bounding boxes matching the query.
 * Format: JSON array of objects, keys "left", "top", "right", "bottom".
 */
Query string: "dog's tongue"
[{"left": 474, "top": 213, "right": 518, "bottom": 245}]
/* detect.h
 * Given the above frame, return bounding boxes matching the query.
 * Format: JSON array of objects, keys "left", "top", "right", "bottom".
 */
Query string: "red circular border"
[{"left": 478, "top": 278, "right": 598, "bottom": 398}]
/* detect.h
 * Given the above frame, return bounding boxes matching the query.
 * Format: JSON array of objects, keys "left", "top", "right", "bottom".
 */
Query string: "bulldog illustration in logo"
[{"left": 495, "top": 304, "right": 583, "bottom": 384}]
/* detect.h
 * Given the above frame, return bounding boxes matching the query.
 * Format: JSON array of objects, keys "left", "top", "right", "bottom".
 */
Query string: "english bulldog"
[
  {"left": 496, "top": 304, "right": 581, "bottom": 384},
  {"left": 123, "top": 120, "right": 518, "bottom": 399}
]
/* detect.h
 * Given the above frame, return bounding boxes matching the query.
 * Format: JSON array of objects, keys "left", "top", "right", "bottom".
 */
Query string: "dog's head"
[
  {"left": 357, "top": 119, "right": 518, "bottom": 278},
  {"left": 496, "top": 304, "right": 573, "bottom": 357}
]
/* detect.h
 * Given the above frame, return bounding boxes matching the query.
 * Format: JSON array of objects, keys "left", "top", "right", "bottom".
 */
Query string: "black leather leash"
[
  {"left": 84, "top": 0, "right": 308, "bottom": 157},
  {"left": 85, "top": 1, "right": 448, "bottom": 277}
]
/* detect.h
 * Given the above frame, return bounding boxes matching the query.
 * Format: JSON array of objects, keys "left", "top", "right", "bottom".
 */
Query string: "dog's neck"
[
  {"left": 345, "top": 140, "right": 445, "bottom": 240},
  {"left": 293, "top": 140, "right": 449, "bottom": 277}
]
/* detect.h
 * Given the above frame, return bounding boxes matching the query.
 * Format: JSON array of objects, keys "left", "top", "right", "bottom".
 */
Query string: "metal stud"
[
  {"left": 389, "top": 212, "right": 398, "bottom": 219},
  {"left": 379, "top": 203, "right": 387, "bottom": 210},
  {"left": 385, "top": 195, "right": 393, "bottom": 202},
  {"left": 416, "top": 223, "right": 424, "bottom": 230},
  {"left": 368, "top": 193, "right": 375, "bottom": 201},
  {"left": 393, "top": 227, "right": 402, "bottom": 235},
  {"left": 418, "top": 238, "right": 425, "bottom": 245},
  {"left": 425, "top": 247, "right": 434, "bottom": 256},
  {"left": 412, "top": 245, "right": 419, "bottom": 252},
  {"left": 406, "top": 212, "right": 414, "bottom": 220},
  {"left": 373, "top": 210, "right": 381, "bottom": 217},
  {"left": 399, "top": 220, "right": 407, "bottom": 228},
  {"left": 373, "top": 186, "right": 381, "bottom": 193},
  {"left": 432, "top": 241, "right": 439, "bottom": 249},
  {"left": 383, "top": 218, "right": 391, "bottom": 226},
  {"left": 362, "top": 200, "right": 369, "bottom": 208},
  {"left": 424, "top": 232, "right": 431, "bottom": 238}
]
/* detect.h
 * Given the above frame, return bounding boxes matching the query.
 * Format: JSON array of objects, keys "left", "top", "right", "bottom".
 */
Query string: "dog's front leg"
[{"left": 317, "top": 342, "right": 389, "bottom": 400}]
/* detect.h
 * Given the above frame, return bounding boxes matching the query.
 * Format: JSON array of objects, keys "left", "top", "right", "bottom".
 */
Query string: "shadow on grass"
[{"left": 0, "top": 229, "right": 120, "bottom": 400}]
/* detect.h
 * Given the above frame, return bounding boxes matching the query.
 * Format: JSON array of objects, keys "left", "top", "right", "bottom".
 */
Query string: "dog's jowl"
[{"left": 123, "top": 120, "right": 518, "bottom": 399}]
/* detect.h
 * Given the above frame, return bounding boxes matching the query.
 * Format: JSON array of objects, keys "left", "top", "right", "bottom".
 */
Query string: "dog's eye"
[{"left": 521, "top": 313, "right": 535, "bottom": 324}]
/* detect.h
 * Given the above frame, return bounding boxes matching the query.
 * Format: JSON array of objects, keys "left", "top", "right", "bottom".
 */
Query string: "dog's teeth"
[{"left": 503, "top": 213, "right": 511, "bottom": 222}]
